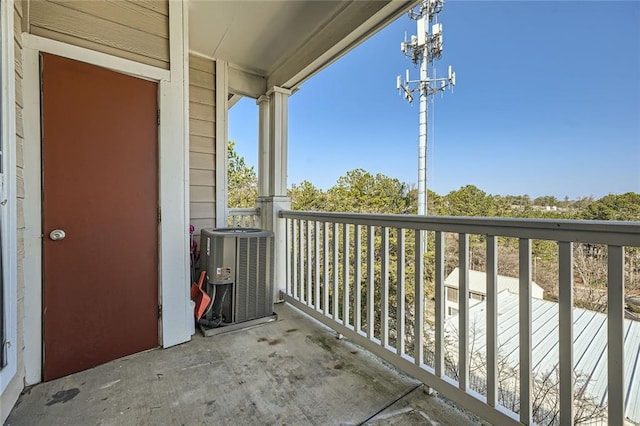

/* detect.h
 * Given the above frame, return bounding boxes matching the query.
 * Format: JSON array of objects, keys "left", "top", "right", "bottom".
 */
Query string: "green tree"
[
  {"left": 581, "top": 192, "right": 640, "bottom": 221},
  {"left": 571, "top": 196, "right": 595, "bottom": 210},
  {"left": 439, "top": 185, "right": 501, "bottom": 217},
  {"left": 533, "top": 195, "right": 560, "bottom": 206},
  {"left": 288, "top": 180, "right": 327, "bottom": 211},
  {"left": 325, "top": 169, "right": 412, "bottom": 214},
  {"left": 227, "top": 141, "right": 257, "bottom": 208}
]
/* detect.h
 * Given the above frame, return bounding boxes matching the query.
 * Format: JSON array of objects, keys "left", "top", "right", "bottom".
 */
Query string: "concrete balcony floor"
[{"left": 6, "top": 303, "right": 479, "bottom": 425}]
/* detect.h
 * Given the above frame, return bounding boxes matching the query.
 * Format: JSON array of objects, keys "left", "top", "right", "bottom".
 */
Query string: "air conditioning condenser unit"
[{"left": 198, "top": 228, "right": 276, "bottom": 336}]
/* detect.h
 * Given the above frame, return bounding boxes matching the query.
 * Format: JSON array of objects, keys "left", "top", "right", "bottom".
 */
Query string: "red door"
[{"left": 42, "top": 54, "right": 159, "bottom": 381}]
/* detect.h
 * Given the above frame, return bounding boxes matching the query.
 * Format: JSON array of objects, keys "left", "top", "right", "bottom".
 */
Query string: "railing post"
[
  {"left": 323, "top": 222, "right": 329, "bottom": 316},
  {"left": 519, "top": 238, "right": 532, "bottom": 425},
  {"left": 459, "top": 233, "right": 469, "bottom": 391},
  {"left": 355, "top": 225, "right": 362, "bottom": 333},
  {"left": 333, "top": 222, "right": 339, "bottom": 321},
  {"left": 343, "top": 224, "right": 350, "bottom": 326},
  {"left": 486, "top": 235, "right": 498, "bottom": 408},
  {"left": 314, "top": 221, "right": 321, "bottom": 311},
  {"left": 414, "top": 230, "right": 424, "bottom": 366},
  {"left": 608, "top": 245, "right": 625, "bottom": 426},
  {"left": 299, "top": 220, "right": 306, "bottom": 302},
  {"left": 435, "top": 231, "right": 445, "bottom": 377},
  {"left": 558, "top": 241, "right": 574, "bottom": 426},
  {"left": 381, "top": 227, "right": 390, "bottom": 347},
  {"left": 367, "top": 226, "right": 375, "bottom": 340},
  {"left": 285, "top": 218, "right": 291, "bottom": 296},
  {"left": 397, "top": 229, "right": 406, "bottom": 356},
  {"left": 292, "top": 219, "right": 298, "bottom": 300},
  {"left": 307, "top": 220, "right": 313, "bottom": 307}
]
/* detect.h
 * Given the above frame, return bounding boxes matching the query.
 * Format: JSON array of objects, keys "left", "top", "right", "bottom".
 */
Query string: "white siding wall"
[
  {"left": 27, "top": 0, "right": 169, "bottom": 69},
  {"left": 189, "top": 54, "right": 216, "bottom": 238}
]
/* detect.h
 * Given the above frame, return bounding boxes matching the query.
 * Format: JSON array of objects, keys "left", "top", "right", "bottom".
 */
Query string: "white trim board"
[
  {"left": 21, "top": 1, "right": 190, "bottom": 385},
  {"left": 22, "top": 34, "right": 170, "bottom": 82},
  {"left": 160, "top": 0, "right": 190, "bottom": 348},
  {"left": 0, "top": 0, "right": 19, "bottom": 397}
]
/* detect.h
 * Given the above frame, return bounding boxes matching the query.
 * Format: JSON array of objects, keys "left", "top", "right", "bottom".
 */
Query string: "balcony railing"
[
  {"left": 280, "top": 210, "right": 640, "bottom": 425},
  {"left": 227, "top": 207, "right": 260, "bottom": 228}
]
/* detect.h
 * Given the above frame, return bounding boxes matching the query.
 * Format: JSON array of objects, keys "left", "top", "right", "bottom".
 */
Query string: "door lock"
[{"left": 49, "top": 229, "right": 66, "bottom": 241}]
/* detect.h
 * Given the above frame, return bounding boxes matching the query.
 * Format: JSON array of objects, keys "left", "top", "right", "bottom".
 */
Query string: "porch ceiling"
[{"left": 189, "top": 0, "right": 417, "bottom": 91}]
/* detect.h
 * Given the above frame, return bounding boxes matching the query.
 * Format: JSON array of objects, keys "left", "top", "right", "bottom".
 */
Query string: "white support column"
[
  {"left": 257, "top": 95, "right": 270, "bottom": 198},
  {"left": 267, "top": 86, "right": 291, "bottom": 196},
  {"left": 215, "top": 60, "right": 229, "bottom": 227},
  {"left": 257, "top": 86, "right": 292, "bottom": 298}
]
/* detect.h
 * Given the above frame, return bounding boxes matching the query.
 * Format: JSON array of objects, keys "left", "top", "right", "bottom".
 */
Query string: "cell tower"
[{"left": 397, "top": 0, "right": 455, "bottom": 218}]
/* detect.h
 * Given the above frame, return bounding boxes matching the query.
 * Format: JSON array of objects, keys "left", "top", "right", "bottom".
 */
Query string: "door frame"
[
  {"left": 21, "top": 1, "right": 190, "bottom": 385},
  {"left": 0, "top": 0, "right": 18, "bottom": 397}
]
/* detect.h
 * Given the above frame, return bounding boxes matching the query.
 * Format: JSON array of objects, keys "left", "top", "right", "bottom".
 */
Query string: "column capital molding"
[
  {"left": 266, "top": 86, "right": 292, "bottom": 96},
  {"left": 256, "top": 95, "right": 270, "bottom": 105}
]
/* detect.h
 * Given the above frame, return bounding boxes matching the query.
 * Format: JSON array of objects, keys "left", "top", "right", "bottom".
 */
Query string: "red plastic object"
[{"left": 192, "top": 271, "right": 211, "bottom": 320}]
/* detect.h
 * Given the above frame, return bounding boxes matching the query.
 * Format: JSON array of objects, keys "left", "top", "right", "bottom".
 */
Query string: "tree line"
[
  {"left": 228, "top": 141, "right": 640, "bottom": 312},
  {"left": 229, "top": 141, "right": 640, "bottom": 221}
]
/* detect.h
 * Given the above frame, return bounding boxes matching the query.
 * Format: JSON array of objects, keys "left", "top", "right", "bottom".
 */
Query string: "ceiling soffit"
[{"left": 189, "top": 1, "right": 416, "bottom": 92}]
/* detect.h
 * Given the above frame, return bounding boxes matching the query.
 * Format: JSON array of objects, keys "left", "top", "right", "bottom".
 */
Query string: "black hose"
[{"left": 197, "top": 318, "right": 222, "bottom": 328}]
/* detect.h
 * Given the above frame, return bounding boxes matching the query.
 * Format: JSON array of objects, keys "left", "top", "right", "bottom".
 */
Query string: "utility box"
[{"left": 199, "top": 228, "right": 275, "bottom": 335}]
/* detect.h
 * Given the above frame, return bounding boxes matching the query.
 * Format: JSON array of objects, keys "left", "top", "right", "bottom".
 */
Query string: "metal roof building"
[
  {"left": 445, "top": 291, "right": 640, "bottom": 424},
  {"left": 444, "top": 267, "right": 545, "bottom": 299}
]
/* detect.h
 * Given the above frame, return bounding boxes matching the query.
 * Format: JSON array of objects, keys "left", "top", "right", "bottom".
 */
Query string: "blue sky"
[{"left": 229, "top": 1, "right": 640, "bottom": 199}]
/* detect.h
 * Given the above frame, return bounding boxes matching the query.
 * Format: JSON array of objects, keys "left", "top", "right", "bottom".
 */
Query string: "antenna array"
[{"left": 397, "top": 0, "right": 456, "bottom": 219}]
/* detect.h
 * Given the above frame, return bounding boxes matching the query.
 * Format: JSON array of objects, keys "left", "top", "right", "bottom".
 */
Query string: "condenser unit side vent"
[{"left": 235, "top": 235, "right": 274, "bottom": 323}]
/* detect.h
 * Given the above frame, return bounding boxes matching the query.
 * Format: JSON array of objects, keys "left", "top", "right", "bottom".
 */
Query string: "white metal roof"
[
  {"left": 446, "top": 291, "right": 640, "bottom": 423},
  {"left": 444, "top": 267, "right": 544, "bottom": 299}
]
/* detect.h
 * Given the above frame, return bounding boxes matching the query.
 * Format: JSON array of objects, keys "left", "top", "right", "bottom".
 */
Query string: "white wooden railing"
[
  {"left": 227, "top": 207, "right": 260, "bottom": 228},
  {"left": 280, "top": 210, "right": 640, "bottom": 426}
]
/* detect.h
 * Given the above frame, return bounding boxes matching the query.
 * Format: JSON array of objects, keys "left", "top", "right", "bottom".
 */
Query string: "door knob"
[{"left": 49, "top": 229, "right": 66, "bottom": 241}]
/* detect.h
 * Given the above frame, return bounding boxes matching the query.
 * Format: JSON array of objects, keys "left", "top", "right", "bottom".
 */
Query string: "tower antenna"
[{"left": 397, "top": 0, "right": 456, "bottom": 222}]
